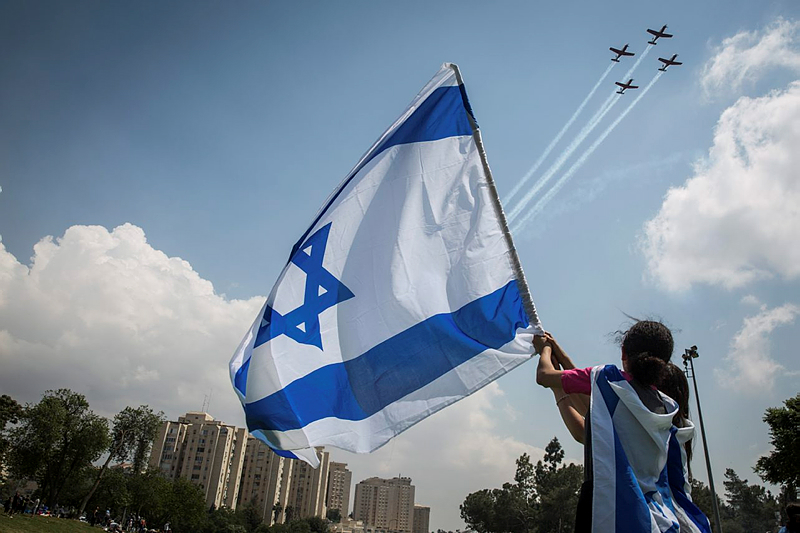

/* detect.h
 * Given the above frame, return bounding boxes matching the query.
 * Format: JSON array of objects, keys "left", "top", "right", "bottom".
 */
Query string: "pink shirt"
[{"left": 561, "top": 366, "right": 633, "bottom": 395}]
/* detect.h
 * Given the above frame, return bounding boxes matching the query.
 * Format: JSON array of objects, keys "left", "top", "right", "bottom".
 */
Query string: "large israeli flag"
[
  {"left": 590, "top": 365, "right": 711, "bottom": 533},
  {"left": 230, "top": 63, "right": 542, "bottom": 466}
]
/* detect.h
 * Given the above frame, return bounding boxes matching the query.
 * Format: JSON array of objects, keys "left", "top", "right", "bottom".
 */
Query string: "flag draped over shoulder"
[
  {"left": 229, "top": 63, "right": 542, "bottom": 467},
  {"left": 590, "top": 365, "right": 712, "bottom": 533}
]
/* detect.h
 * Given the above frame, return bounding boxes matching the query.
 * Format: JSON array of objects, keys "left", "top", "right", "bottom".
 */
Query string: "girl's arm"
[
  {"left": 542, "top": 347, "right": 586, "bottom": 443},
  {"left": 554, "top": 389, "right": 586, "bottom": 444},
  {"left": 535, "top": 339, "right": 564, "bottom": 389},
  {"left": 545, "top": 332, "right": 591, "bottom": 415}
]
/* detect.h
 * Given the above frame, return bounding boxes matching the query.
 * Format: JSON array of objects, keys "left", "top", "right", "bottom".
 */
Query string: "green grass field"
[{"left": 0, "top": 513, "right": 98, "bottom": 533}]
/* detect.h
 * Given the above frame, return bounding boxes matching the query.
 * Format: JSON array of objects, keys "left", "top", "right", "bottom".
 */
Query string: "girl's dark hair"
[
  {"left": 621, "top": 320, "right": 674, "bottom": 387},
  {"left": 660, "top": 363, "right": 690, "bottom": 422},
  {"left": 660, "top": 363, "right": 693, "bottom": 463}
]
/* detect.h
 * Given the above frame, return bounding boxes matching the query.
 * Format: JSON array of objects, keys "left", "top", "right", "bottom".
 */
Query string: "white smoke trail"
[
  {"left": 511, "top": 71, "right": 664, "bottom": 234},
  {"left": 505, "top": 62, "right": 615, "bottom": 203},
  {"left": 506, "top": 95, "right": 619, "bottom": 222},
  {"left": 506, "top": 46, "right": 653, "bottom": 223}
]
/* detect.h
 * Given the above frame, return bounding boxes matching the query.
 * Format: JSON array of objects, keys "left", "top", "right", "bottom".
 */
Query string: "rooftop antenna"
[{"left": 201, "top": 389, "right": 213, "bottom": 414}]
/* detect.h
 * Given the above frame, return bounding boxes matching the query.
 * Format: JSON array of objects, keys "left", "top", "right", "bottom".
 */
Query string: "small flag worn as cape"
[
  {"left": 590, "top": 365, "right": 712, "bottom": 532},
  {"left": 229, "top": 63, "right": 542, "bottom": 466}
]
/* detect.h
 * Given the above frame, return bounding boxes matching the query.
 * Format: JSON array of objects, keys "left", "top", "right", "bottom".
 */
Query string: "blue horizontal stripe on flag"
[
  {"left": 290, "top": 85, "right": 474, "bottom": 260},
  {"left": 244, "top": 279, "right": 528, "bottom": 433}
]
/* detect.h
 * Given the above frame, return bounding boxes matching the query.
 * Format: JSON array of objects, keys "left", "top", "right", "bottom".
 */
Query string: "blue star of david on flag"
[{"left": 254, "top": 223, "right": 354, "bottom": 350}]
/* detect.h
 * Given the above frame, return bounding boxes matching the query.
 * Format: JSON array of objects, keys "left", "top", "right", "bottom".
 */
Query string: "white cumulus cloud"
[
  {"left": 642, "top": 82, "right": 800, "bottom": 291},
  {"left": 702, "top": 18, "right": 800, "bottom": 99},
  {"left": 740, "top": 294, "right": 762, "bottom": 307},
  {"left": 715, "top": 303, "right": 799, "bottom": 389},
  {"left": 0, "top": 223, "right": 264, "bottom": 421}
]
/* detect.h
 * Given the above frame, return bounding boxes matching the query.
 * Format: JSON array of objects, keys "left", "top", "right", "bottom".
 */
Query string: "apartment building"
[
  {"left": 353, "top": 477, "right": 415, "bottom": 533},
  {"left": 149, "top": 412, "right": 355, "bottom": 527},
  {"left": 148, "top": 412, "right": 247, "bottom": 509},
  {"left": 412, "top": 505, "right": 430, "bottom": 533},
  {"left": 237, "top": 435, "right": 295, "bottom": 525},
  {"left": 286, "top": 448, "right": 331, "bottom": 519},
  {"left": 327, "top": 462, "right": 353, "bottom": 519}
]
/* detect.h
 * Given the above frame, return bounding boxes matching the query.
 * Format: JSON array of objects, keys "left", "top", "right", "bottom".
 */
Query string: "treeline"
[
  {"left": 0, "top": 389, "right": 340, "bottom": 533},
  {"left": 460, "top": 438, "right": 583, "bottom": 533},
  {"left": 691, "top": 469, "right": 782, "bottom": 533},
  {"left": 460, "top": 393, "right": 799, "bottom": 533},
  {"left": 1, "top": 390, "right": 164, "bottom": 513}
]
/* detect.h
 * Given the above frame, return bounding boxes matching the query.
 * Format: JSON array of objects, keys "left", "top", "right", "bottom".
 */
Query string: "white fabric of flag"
[
  {"left": 589, "top": 365, "right": 712, "bottom": 533},
  {"left": 229, "top": 63, "right": 542, "bottom": 467}
]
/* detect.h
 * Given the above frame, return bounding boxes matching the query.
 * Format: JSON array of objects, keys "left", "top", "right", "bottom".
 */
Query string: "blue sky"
[{"left": 2, "top": 1, "right": 800, "bottom": 529}]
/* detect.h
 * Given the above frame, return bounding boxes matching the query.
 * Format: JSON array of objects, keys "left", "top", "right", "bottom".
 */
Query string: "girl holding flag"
[{"left": 534, "top": 320, "right": 711, "bottom": 533}]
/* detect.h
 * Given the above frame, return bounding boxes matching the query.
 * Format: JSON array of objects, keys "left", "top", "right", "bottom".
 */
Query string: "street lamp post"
[{"left": 682, "top": 345, "right": 724, "bottom": 533}]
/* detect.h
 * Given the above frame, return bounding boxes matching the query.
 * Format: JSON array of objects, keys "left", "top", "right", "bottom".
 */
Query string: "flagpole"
[
  {"left": 683, "top": 346, "right": 724, "bottom": 532},
  {"left": 448, "top": 63, "right": 543, "bottom": 334}
]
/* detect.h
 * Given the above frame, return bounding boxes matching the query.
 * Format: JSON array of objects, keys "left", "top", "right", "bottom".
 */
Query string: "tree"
[
  {"left": 204, "top": 506, "right": 241, "bottom": 533},
  {"left": 238, "top": 503, "right": 265, "bottom": 532},
  {"left": 163, "top": 477, "right": 208, "bottom": 533},
  {"left": 261, "top": 519, "right": 320, "bottom": 533},
  {"left": 0, "top": 394, "right": 22, "bottom": 480},
  {"left": 689, "top": 479, "right": 724, "bottom": 532},
  {"left": 288, "top": 520, "right": 312, "bottom": 533},
  {"left": 461, "top": 488, "right": 503, "bottom": 533},
  {"left": 79, "top": 405, "right": 165, "bottom": 514},
  {"left": 128, "top": 469, "right": 171, "bottom": 519},
  {"left": 461, "top": 486, "right": 531, "bottom": 533},
  {"left": 6, "top": 389, "right": 110, "bottom": 505},
  {"left": 127, "top": 471, "right": 207, "bottom": 533},
  {"left": 721, "top": 468, "right": 780, "bottom": 533},
  {"left": 326, "top": 508, "right": 342, "bottom": 523},
  {"left": 755, "top": 393, "right": 800, "bottom": 500},
  {"left": 461, "top": 438, "right": 583, "bottom": 533},
  {"left": 533, "top": 439, "right": 583, "bottom": 533},
  {"left": 54, "top": 465, "right": 96, "bottom": 509},
  {"left": 304, "top": 515, "right": 330, "bottom": 533},
  {"left": 85, "top": 466, "right": 132, "bottom": 515}
]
